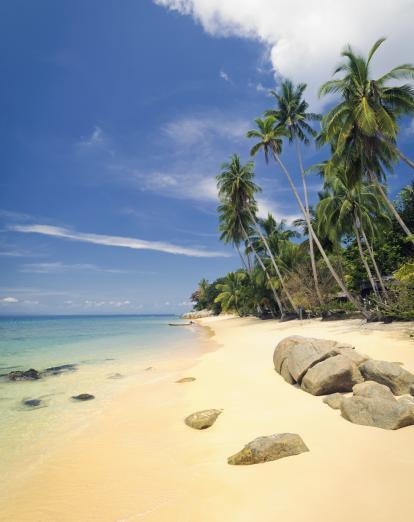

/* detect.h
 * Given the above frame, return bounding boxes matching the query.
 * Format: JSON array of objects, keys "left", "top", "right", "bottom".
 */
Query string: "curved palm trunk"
[
  {"left": 272, "top": 151, "right": 370, "bottom": 319},
  {"left": 360, "top": 227, "right": 388, "bottom": 297},
  {"left": 240, "top": 222, "right": 285, "bottom": 318},
  {"left": 379, "top": 134, "right": 414, "bottom": 170},
  {"left": 236, "top": 243, "right": 249, "bottom": 273},
  {"left": 247, "top": 208, "right": 298, "bottom": 314},
  {"left": 352, "top": 214, "right": 381, "bottom": 303},
  {"left": 370, "top": 175, "right": 414, "bottom": 245},
  {"left": 295, "top": 138, "right": 323, "bottom": 307}
]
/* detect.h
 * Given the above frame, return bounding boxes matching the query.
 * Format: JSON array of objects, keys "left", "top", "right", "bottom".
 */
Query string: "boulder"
[
  {"left": 352, "top": 381, "right": 394, "bottom": 401},
  {"left": 359, "top": 360, "right": 414, "bottom": 395},
  {"left": 22, "top": 399, "right": 42, "bottom": 407},
  {"left": 410, "top": 384, "right": 414, "bottom": 397},
  {"left": 322, "top": 393, "right": 344, "bottom": 410},
  {"left": 8, "top": 369, "right": 40, "bottom": 381},
  {"left": 335, "top": 347, "right": 369, "bottom": 366},
  {"left": 72, "top": 393, "right": 95, "bottom": 401},
  {"left": 280, "top": 359, "right": 295, "bottom": 384},
  {"left": 175, "top": 377, "right": 196, "bottom": 383},
  {"left": 273, "top": 336, "right": 305, "bottom": 374},
  {"left": 398, "top": 395, "right": 414, "bottom": 407},
  {"left": 301, "top": 355, "right": 363, "bottom": 395},
  {"left": 184, "top": 409, "right": 221, "bottom": 430},
  {"left": 228, "top": 433, "right": 309, "bottom": 465},
  {"left": 341, "top": 395, "right": 414, "bottom": 430}
]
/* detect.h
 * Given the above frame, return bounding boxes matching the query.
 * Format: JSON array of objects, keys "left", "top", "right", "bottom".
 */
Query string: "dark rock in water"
[
  {"left": 22, "top": 399, "right": 42, "bottom": 407},
  {"left": 43, "top": 364, "right": 78, "bottom": 376},
  {"left": 175, "top": 377, "right": 196, "bottom": 383},
  {"left": 107, "top": 373, "right": 124, "bottom": 379},
  {"left": 228, "top": 433, "right": 309, "bottom": 465},
  {"left": 8, "top": 369, "right": 40, "bottom": 381},
  {"left": 72, "top": 393, "right": 95, "bottom": 401},
  {"left": 184, "top": 409, "right": 221, "bottom": 429}
]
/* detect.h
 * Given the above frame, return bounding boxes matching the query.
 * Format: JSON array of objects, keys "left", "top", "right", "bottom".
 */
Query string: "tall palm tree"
[
  {"left": 217, "top": 187, "right": 285, "bottom": 317},
  {"left": 319, "top": 38, "right": 414, "bottom": 242},
  {"left": 247, "top": 116, "right": 370, "bottom": 318},
  {"left": 217, "top": 155, "right": 298, "bottom": 314},
  {"left": 317, "top": 167, "right": 390, "bottom": 302},
  {"left": 265, "top": 80, "right": 323, "bottom": 304}
]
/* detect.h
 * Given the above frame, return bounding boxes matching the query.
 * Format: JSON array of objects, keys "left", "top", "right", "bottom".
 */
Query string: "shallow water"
[{"left": 0, "top": 315, "right": 198, "bottom": 490}]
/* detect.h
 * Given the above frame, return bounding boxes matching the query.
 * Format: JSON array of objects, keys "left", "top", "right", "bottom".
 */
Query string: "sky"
[{"left": 1, "top": 0, "right": 413, "bottom": 315}]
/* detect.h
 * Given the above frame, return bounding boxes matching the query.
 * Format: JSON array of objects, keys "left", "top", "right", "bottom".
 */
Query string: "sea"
[{"left": 0, "top": 315, "right": 200, "bottom": 493}]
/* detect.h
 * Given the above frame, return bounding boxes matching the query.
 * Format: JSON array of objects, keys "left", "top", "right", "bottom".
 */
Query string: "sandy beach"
[{"left": 1, "top": 316, "right": 414, "bottom": 522}]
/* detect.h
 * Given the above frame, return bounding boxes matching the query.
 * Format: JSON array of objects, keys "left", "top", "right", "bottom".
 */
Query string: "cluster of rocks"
[
  {"left": 182, "top": 310, "right": 214, "bottom": 319},
  {"left": 274, "top": 335, "right": 414, "bottom": 430},
  {"left": 7, "top": 364, "right": 78, "bottom": 382}
]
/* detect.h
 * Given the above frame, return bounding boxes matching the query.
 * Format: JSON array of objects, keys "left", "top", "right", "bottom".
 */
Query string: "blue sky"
[{"left": 1, "top": 0, "right": 413, "bottom": 315}]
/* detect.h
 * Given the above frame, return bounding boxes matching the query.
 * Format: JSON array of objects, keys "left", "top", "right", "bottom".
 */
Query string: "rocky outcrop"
[
  {"left": 72, "top": 393, "right": 95, "bottom": 401},
  {"left": 359, "top": 360, "right": 414, "bottom": 395},
  {"left": 184, "top": 409, "right": 221, "bottom": 430},
  {"left": 176, "top": 377, "right": 196, "bottom": 383},
  {"left": 43, "top": 364, "right": 77, "bottom": 376},
  {"left": 182, "top": 310, "right": 214, "bottom": 319},
  {"left": 8, "top": 369, "right": 40, "bottom": 381},
  {"left": 301, "top": 355, "right": 363, "bottom": 395},
  {"left": 228, "top": 433, "right": 309, "bottom": 465},
  {"left": 322, "top": 393, "right": 344, "bottom": 410}
]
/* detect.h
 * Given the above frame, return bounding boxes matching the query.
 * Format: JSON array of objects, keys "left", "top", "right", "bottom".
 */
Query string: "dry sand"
[{"left": 1, "top": 316, "right": 414, "bottom": 522}]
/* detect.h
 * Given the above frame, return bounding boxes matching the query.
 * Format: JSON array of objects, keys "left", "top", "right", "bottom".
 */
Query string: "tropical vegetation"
[{"left": 190, "top": 39, "right": 414, "bottom": 321}]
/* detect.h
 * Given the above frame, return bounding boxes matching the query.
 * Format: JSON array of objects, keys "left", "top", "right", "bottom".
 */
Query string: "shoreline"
[{"left": 1, "top": 316, "right": 414, "bottom": 521}]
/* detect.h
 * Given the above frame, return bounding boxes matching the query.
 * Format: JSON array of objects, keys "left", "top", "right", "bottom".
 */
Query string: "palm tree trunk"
[
  {"left": 240, "top": 222, "right": 285, "bottom": 318},
  {"left": 247, "top": 209, "right": 298, "bottom": 314},
  {"left": 378, "top": 134, "right": 414, "bottom": 170},
  {"left": 360, "top": 227, "right": 388, "bottom": 297},
  {"left": 370, "top": 175, "right": 414, "bottom": 244},
  {"left": 352, "top": 215, "right": 381, "bottom": 302},
  {"left": 272, "top": 151, "right": 370, "bottom": 319},
  {"left": 236, "top": 243, "right": 249, "bottom": 272},
  {"left": 295, "top": 138, "right": 323, "bottom": 307}
]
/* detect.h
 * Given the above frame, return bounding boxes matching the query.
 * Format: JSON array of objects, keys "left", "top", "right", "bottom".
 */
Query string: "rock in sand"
[{"left": 184, "top": 409, "right": 221, "bottom": 430}]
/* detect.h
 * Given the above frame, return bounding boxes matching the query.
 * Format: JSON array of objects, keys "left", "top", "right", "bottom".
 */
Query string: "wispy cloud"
[
  {"left": 219, "top": 69, "right": 231, "bottom": 82},
  {"left": 11, "top": 224, "right": 230, "bottom": 258},
  {"left": 257, "top": 197, "right": 299, "bottom": 223},
  {"left": 78, "top": 125, "right": 104, "bottom": 147},
  {"left": 0, "top": 296, "right": 18, "bottom": 303},
  {"left": 19, "top": 262, "right": 126, "bottom": 274}
]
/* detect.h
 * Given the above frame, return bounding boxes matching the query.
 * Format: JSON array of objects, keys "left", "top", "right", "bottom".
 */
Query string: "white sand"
[{"left": 1, "top": 316, "right": 414, "bottom": 522}]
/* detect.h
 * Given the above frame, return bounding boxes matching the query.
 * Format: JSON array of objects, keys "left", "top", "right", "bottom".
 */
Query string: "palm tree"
[
  {"left": 247, "top": 116, "right": 370, "bottom": 318},
  {"left": 319, "top": 38, "right": 414, "bottom": 242},
  {"left": 317, "top": 166, "right": 390, "bottom": 301},
  {"left": 214, "top": 271, "right": 246, "bottom": 315},
  {"left": 265, "top": 80, "right": 323, "bottom": 304},
  {"left": 217, "top": 190, "right": 285, "bottom": 317},
  {"left": 217, "top": 154, "right": 298, "bottom": 314}
]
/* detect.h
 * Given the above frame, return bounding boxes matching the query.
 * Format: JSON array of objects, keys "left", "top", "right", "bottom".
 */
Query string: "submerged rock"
[
  {"left": 228, "top": 433, "right": 309, "bottom": 465},
  {"left": 43, "top": 364, "right": 77, "bottom": 376},
  {"left": 322, "top": 393, "right": 344, "bottom": 410},
  {"left": 301, "top": 355, "right": 363, "bottom": 395},
  {"left": 22, "top": 398, "right": 42, "bottom": 407},
  {"left": 175, "top": 377, "right": 196, "bottom": 383},
  {"left": 184, "top": 409, "right": 221, "bottom": 430},
  {"left": 8, "top": 369, "right": 40, "bottom": 381},
  {"left": 359, "top": 360, "right": 414, "bottom": 395},
  {"left": 72, "top": 393, "right": 95, "bottom": 401}
]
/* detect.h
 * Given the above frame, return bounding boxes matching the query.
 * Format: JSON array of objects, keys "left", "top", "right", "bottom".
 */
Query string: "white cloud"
[
  {"left": 1, "top": 296, "right": 19, "bottom": 303},
  {"left": 11, "top": 224, "right": 230, "bottom": 258},
  {"left": 163, "top": 114, "right": 249, "bottom": 148},
  {"left": 79, "top": 126, "right": 104, "bottom": 147},
  {"left": 155, "top": 0, "right": 414, "bottom": 107},
  {"left": 219, "top": 69, "right": 231, "bottom": 82},
  {"left": 257, "top": 197, "right": 299, "bottom": 223},
  {"left": 19, "top": 262, "right": 125, "bottom": 274}
]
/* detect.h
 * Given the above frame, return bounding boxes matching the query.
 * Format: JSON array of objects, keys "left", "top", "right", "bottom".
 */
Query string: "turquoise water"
[{"left": 0, "top": 315, "right": 199, "bottom": 491}]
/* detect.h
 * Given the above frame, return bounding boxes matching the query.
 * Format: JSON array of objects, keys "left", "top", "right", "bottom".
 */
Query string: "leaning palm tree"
[
  {"left": 265, "top": 80, "right": 323, "bottom": 305},
  {"left": 319, "top": 38, "right": 414, "bottom": 242},
  {"left": 217, "top": 154, "right": 298, "bottom": 314},
  {"left": 217, "top": 195, "right": 285, "bottom": 317},
  {"left": 247, "top": 116, "right": 369, "bottom": 318},
  {"left": 317, "top": 166, "right": 390, "bottom": 302}
]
